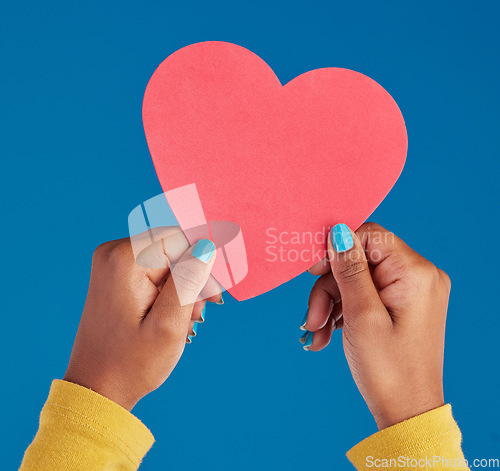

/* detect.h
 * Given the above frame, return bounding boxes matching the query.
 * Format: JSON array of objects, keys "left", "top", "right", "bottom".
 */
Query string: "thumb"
[
  {"left": 166, "top": 239, "right": 216, "bottom": 307},
  {"left": 147, "top": 239, "right": 216, "bottom": 338},
  {"left": 328, "top": 224, "right": 384, "bottom": 322}
]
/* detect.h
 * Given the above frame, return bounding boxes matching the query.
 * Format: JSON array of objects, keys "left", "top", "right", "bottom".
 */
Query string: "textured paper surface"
[{"left": 143, "top": 41, "right": 408, "bottom": 301}]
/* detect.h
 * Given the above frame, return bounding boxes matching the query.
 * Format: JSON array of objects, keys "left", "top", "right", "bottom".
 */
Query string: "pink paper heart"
[{"left": 143, "top": 41, "right": 407, "bottom": 301}]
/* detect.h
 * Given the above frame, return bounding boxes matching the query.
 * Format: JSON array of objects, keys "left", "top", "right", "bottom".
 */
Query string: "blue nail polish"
[
  {"left": 199, "top": 305, "right": 206, "bottom": 322},
  {"left": 300, "top": 309, "right": 308, "bottom": 330},
  {"left": 192, "top": 239, "right": 215, "bottom": 263},
  {"left": 299, "top": 330, "right": 309, "bottom": 344},
  {"left": 303, "top": 331, "right": 314, "bottom": 350},
  {"left": 331, "top": 224, "right": 354, "bottom": 253}
]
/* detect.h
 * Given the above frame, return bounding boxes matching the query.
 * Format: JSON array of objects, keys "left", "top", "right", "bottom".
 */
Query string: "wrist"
[
  {"left": 64, "top": 367, "right": 140, "bottom": 412},
  {"left": 373, "top": 393, "right": 445, "bottom": 430}
]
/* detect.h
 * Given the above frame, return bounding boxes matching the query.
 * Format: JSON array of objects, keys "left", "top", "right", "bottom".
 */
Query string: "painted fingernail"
[
  {"left": 331, "top": 224, "right": 354, "bottom": 253},
  {"left": 303, "top": 331, "right": 314, "bottom": 351},
  {"left": 300, "top": 309, "right": 308, "bottom": 330},
  {"left": 299, "top": 330, "right": 309, "bottom": 344},
  {"left": 215, "top": 294, "right": 224, "bottom": 305},
  {"left": 188, "top": 322, "right": 198, "bottom": 341},
  {"left": 198, "top": 305, "right": 206, "bottom": 323},
  {"left": 192, "top": 239, "right": 215, "bottom": 263}
]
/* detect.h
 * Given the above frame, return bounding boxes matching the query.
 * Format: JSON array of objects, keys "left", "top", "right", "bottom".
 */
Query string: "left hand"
[{"left": 64, "top": 227, "right": 221, "bottom": 411}]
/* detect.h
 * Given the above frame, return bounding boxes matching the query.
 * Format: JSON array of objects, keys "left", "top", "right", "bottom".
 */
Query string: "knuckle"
[
  {"left": 423, "top": 260, "right": 441, "bottom": 281},
  {"left": 438, "top": 268, "right": 452, "bottom": 292},
  {"left": 408, "top": 259, "right": 443, "bottom": 290},
  {"left": 360, "top": 221, "right": 384, "bottom": 234},
  {"left": 386, "top": 251, "right": 409, "bottom": 276},
  {"left": 357, "top": 221, "right": 385, "bottom": 241},
  {"left": 172, "top": 263, "right": 206, "bottom": 292},
  {"left": 338, "top": 260, "right": 368, "bottom": 282},
  {"left": 356, "top": 222, "right": 395, "bottom": 252},
  {"left": 93, "top": 241, "right": 113, "bottom": 259},
  {"left": 93, "top": 239, "right": 132, "bottom": 268}
]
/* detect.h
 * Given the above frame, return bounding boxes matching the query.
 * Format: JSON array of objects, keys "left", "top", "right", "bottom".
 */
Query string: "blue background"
[{"left": 2, "top": 1, "right": 499, "bottom": 469}]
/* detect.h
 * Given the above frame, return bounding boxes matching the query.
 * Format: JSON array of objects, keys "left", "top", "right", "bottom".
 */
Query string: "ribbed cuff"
[
  {"left": 347, "top": 405, "right": 464, "bottom": 470},
  {"left": 43, "top": 380, "right": 155, "bottom": 466}
]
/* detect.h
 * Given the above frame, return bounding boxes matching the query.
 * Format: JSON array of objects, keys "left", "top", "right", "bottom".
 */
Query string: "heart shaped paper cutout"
[{"left": 143, "top": 41, "right": 407, "bottom": 301}]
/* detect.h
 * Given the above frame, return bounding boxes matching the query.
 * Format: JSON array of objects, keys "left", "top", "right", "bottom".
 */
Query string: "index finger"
[
  {"left": 134, "top": 227, "right": 189, "bottom": 286},
  {"left": 356, "top": 222, "right": 425, "bottom": 290}
]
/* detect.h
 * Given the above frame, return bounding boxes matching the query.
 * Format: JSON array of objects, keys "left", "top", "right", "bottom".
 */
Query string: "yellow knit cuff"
[
  {"left": 43, "top": 380, "right": 155, "bottom": 466},
  {"left": 347, "top": 404, "right": 464, "bottom": 470}
]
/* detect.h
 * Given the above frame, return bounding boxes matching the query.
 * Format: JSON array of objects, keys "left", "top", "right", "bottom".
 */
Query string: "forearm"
[
  {"left": 20, "top": 380, "right": 154, "bottom": 471},
  {"left": 347, "top": 405, "right": 469, "bottom": 470}
]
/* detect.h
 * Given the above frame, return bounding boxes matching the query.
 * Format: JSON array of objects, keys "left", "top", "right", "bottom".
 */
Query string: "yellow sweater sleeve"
[
  {"left": 346, "top": 404, "right": 469, "bottom": 470},
  {"left": 20, "top": 380, "right": 155, "bottom": 471}
]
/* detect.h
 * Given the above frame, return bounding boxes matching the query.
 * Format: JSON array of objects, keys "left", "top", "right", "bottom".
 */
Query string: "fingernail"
[
  {"left": 188, "top": 322, "right": 198, "bottom": 340},
  {"left": 299, "top": 330, "right": 309, "bottom": 344},
  {"left": 215, "top": 294, "right": 224, "bottom": 305},
  {"left": 192, "top": 239, "right": 215, "bottom": 263},
  {"left": 300, "top": 309, "right": 308, "bottom": 330},
  {"left": 303, "top": 331, "right": 314, "bottom": 351},
  {"left": 331, "top": 224, "right": 354, "bottom": 253},
  {"left": 198, "top": 306, "right": 206, "bottom": 323}
]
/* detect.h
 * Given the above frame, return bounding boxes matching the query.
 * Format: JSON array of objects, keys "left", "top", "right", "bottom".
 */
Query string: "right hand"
[{"left": 303, "top": 222, "right": 451, "bottom": 430}]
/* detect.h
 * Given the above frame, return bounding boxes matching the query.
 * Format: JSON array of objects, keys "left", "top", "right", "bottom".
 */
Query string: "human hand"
[
  {"left": 64, "top": 227, "right": 220, "bottom": 411},
  {"left": 302, "top": 222, "right": 451, "bottom": 429}
]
